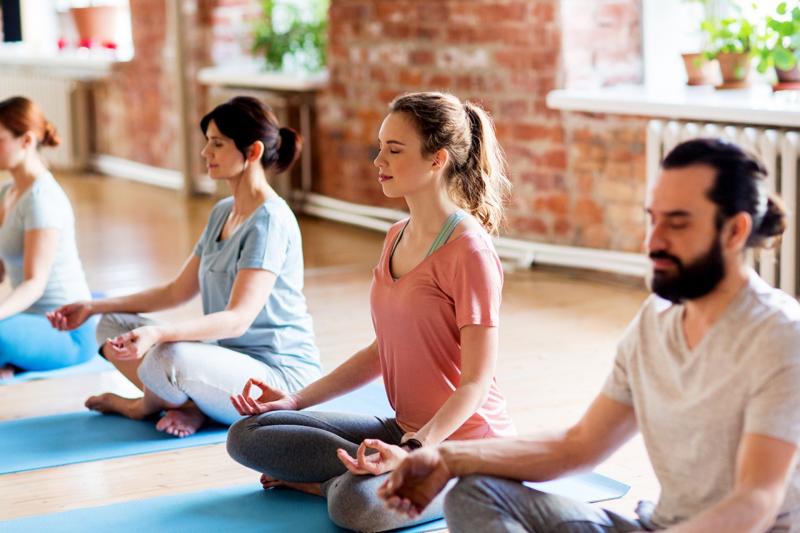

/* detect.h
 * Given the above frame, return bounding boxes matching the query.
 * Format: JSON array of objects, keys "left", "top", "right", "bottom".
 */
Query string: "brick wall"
[
  {"left": 89, "top": 0, "right": 647, "bottom": 253},
  {"left": 91, "top": 0, "right": 262, "bottom": 173},
  {"left": 316, "top": 0, "right": 647, "bottom": 252},
  {"left": 92, "top": 0, "right": 180, "bottom": 170}
]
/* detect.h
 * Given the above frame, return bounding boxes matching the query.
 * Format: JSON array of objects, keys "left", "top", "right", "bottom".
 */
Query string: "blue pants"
[{"left": 0, "top": 313, "right": 97, "bottom": 371}]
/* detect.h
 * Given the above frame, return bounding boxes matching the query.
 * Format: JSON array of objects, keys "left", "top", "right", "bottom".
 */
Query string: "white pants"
[{"left": 97, "top": 313, "right": 321, "bottom": 425}]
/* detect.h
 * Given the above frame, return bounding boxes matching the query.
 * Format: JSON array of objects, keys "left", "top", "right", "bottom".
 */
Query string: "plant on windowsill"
[
  {"left": 68, "top": 0, "right": 120, "bottom": 49},
  {"left": 701, "top": 15, "right": 760, "bottom": 89},
  {"left": 252, "top": 0, "right": 328, "bottom": 74},
  {"left": 680, "top": 0, "right": 722, "bottom": 86},
  {"left": 755, "top": 1, "right": 800, "bottom": 90}
]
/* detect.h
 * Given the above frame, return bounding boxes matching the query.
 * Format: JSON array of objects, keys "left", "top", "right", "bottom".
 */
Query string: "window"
[{"left": 643, "top": 0, "right": 784, "bottom": 87}]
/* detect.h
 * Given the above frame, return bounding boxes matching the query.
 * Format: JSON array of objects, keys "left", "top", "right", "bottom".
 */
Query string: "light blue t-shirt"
[
  {"left": 0, "top": 172, "right": 91, "bottom": 314},
  {"left": 194, "top": 196, "right": 321, "bottom": 372}
]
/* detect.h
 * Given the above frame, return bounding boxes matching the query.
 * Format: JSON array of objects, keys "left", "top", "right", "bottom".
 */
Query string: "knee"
[
  {"left": 444, "top": 475, "right": 504, "bottom": 522},
  {"left": 137, "top": 343, "right": 191, "bottom": 384},
  {"left": 226, "top": 416, "right": 258, "bottom": 464},
  {"left": 327, "top": 474, "right": 385, "bottom": 532},
  {"left": 95, "top": 313, "right": 124, "bottom": 345}
]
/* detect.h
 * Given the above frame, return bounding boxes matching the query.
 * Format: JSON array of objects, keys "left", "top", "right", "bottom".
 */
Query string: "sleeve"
[
  {"left": 451, "top": 245, "right": 503, "bottom": 329},
  {"left": 237, "top": 210, "right": 289, "bottom": 274},
  {"left": 601, "top": 310, "right": 643, "bottom": 406},
  {"left": 22, "top": 185, "right": 64, "bottom": 230},
  {"left": 744, "top": 324, "right": 800, "bottom": 445}
]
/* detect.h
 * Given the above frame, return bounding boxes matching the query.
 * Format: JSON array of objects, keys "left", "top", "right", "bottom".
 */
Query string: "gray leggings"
[
  {"left": 227, "top": 410, "right": 453, "bottom": 532},
  {"left": 444, "top": 475, "right": 646, "bottom": 533}
]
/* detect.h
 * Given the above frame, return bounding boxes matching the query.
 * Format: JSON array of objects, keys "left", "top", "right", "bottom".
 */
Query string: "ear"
[
  {"left": 431, "top": 148, "right": 449, "bottom": 170},
  {"left": 20, "top": 131, "right": 36, "bottom": 151},
  {"left": 722, "top": 212, "right": 752, "bottom": 253},
  {"left": 247, "top": 141, "right": 265, "bottom": 163}
]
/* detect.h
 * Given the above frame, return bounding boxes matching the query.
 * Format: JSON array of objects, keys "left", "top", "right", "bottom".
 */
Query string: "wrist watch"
[{"left": 402, "top": 438, "right": 423, "bottom": 450}]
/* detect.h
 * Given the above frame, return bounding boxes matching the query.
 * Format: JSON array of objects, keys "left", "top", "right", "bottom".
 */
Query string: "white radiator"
[
  {"left": 646, "top": 119, "right": 800, "bottom": 295},
  {"left": 0, "top": 71, "right": 90, "bottom": 171}
]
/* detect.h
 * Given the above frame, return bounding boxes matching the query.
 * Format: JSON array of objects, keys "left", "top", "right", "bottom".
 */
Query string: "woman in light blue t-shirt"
[
  {"left": 49, "top": 97, "right": 321, "bottom": 437},
  {"left": 0, "top": 96, "right": 96, "bottom": 381}
]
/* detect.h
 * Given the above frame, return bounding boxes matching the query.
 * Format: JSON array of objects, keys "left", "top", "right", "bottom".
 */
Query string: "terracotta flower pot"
[
  {"left": 70, "top": 6, "right": 119, "bottom": 47},
  {"left": 773, "top": 65, "right": 800, "bottom": 91},
  {"left": 681, "top": 52, "right": 719, "bottom": 86},
  {"left": 715, "top": 52, "right": 753, "bottom": 89}
]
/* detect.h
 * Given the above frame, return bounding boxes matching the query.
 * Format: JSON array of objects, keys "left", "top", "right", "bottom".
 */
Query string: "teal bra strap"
[{"left": 426, "top": 210, "right": 466, "bottom": 257}]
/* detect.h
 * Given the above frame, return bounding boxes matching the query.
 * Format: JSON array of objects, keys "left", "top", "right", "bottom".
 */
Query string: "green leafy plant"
[
  {"left": 701, "top": 16, "right": 760, "bottom": 58},
  {"left": 252, "top": 0, "right": 328, "bottom": 72},
  {"left": 756, "top": 1, "right": 800, "bottom": 73}
]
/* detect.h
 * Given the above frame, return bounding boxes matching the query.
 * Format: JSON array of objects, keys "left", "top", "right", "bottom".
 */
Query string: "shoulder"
[
  {"left": 23, "top": 173, "right": 70, "bottom": 213},
  {"left": 384, "top": 218, "right": 409, "bottom": 242},
  {"left": 206, "top": 196, "right": 233, "bottom": 223},
  {"left": 618, "top": 294, "right": 675, "bottom": 350},
  {"left": 742, "top": 275, "right": 800, "bottom": 352}
]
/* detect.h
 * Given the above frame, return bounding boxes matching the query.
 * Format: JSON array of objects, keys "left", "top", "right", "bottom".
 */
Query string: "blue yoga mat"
[
  {"left": 0, "top": 411, "right": 229, "bottom": 474},
  {"left": 1, "top": 355, "right": 113, "bottom": 384},
  {"left": 527, "top": 471, "right": 629, "bottom": 502},
  {"left": 0, "top": 484, "right": 447, "bottom": 532},
  {"left": 0, "top": 473, "right": 629, "bottom": 532},
  {"left": 0, "top": 380, "right": 392, "bottom": 474}
]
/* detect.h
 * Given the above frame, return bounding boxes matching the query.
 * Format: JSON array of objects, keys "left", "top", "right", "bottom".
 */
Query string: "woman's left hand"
[
  {"left": 106, "top": 325, "right": 162, "bottom": 360},
  {"left": 336, "top": 439, "right": 409, "bottom": 476}
]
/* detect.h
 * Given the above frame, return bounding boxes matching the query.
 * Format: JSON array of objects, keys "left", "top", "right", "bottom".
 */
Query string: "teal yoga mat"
[
  {"left": 1, "top": 355, "right": 113, "bottom": 384},
  {"left": 0, "top": 473, "right": 629, "bottom": 533},
  {"left": 0, "top": 380, "right": 393, "bottom": 474},
  {"left": 0, "top": 484, "right": 446, "bottom": 532}
]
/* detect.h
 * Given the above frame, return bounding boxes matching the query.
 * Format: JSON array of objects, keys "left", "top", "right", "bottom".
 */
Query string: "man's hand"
[{"left": 378, "top": 446, "right": 454, "bottom": 518}]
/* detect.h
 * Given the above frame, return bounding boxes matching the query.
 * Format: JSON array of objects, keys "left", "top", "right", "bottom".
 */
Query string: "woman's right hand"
[
  {"left": 230, "top": 378, "right": 299, "bottom": 416},
  {"left": 47, "top": 301, "right": 93, "bottom": 331}
]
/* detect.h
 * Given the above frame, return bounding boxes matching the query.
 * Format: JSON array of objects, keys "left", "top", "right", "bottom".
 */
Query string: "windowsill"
[
  {"left": 547, "top": 84, "right": 800, "bottom": 128},
  {"left": 197, "top": 65, "right": 328, "bottom": 92},
  {"left": 0, "top": 43, "right": 131, "bottom": 80}
]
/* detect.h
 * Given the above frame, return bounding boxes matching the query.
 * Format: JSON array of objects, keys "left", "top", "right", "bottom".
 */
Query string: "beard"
[{"left": 649, "top": 237, "right": 725, "bottom": 303}]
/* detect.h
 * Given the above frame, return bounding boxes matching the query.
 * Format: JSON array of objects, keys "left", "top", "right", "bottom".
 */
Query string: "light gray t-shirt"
[
  {"left": 0, "top": 172, "right": 91, "bottom": 314},
  {"left": 603, "top": 271, "right": 800, "bottom": 530},
  {"left": 194, "top": 196, "right": 320, "bottom": 373}
]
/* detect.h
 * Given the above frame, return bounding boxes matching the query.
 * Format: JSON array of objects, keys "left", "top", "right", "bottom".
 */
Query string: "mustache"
[{"left": 649, "top": 250, "right": 682, "bottom": 267}]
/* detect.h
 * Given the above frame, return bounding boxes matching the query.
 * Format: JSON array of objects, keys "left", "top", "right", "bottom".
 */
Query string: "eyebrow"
[
  {"left": 379, "top": 140, "right": 406, "bottom": 146},
  {"left": 645, "top": 209, "right": 691, "bottom": 218}
]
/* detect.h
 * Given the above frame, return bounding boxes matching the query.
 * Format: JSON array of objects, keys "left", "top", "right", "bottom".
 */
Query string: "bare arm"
[
  {"left": 440, "top": 393, "right": 638, "bottom": 481},
  {"left": 667, "top": 434, "right": 797, "bottom": 533},
  {"left": 0, "top": 228, "right": 59, "bottom": 319},
  {"left": 231, "top": 338, "right": 383, "bottom": 414},
  {"left": 379, "top": 393, "right": 638, "bottom": 515},
  {"left": 412, "top": 325, "right": 499, "bottom": 445},
  {"left": 154, "top": 267, "right": 275, "bottom": 343}
]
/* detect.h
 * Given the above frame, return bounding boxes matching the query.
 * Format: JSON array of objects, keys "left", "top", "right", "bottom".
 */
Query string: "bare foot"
[
  {"left": 0, "top": 365, "right": 14, "bottom": 380},
  {"left": 260, "top": 473, "right": 323, "bottom": 496},
  {"left": 155, "top": 406, "right": 206, "bottom": 438},
  {"left": 85, "top": 393, "right": 149, "bottom": 419}
]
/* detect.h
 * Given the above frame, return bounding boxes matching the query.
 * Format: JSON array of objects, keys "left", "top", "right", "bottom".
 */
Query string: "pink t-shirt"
[{"left": 370, "top": 220, "right": 516, "bottom": 441}]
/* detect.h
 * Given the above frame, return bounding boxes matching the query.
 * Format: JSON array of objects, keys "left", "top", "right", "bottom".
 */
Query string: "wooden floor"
[{"left": 0, "top": 172, "right": 657, "bottom": 525}]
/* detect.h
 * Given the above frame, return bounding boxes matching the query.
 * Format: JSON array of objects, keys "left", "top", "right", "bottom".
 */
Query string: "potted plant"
[
  {"left": 680, "top": 0, "right": 722, "bottom": 86},
  {"left": 252, "top": 0, "right": 328, "bottom": 73},
  {"left": 756, "top": 1, "right": 800, "bottom": 89},
  {"left": 701, "top": 15, "right": 760, "bottom": 89},
  {"left": 69, "top": 1, "right": 120, "bottom": 48}
]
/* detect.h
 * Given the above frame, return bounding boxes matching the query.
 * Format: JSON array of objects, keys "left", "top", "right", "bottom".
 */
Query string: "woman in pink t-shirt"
[{"left": 227, "top": 92, "right": 516, "bottom": 531}]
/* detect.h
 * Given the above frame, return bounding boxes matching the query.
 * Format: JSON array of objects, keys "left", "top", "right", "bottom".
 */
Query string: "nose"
[
  {"left": 646, "top": 221, "right": 667, "bottom": 254},
  {"left": 373, "top": 149, "right": 385, "bottom": 169}
]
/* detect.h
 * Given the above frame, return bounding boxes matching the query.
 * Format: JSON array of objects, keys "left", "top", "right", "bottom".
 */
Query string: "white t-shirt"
[
  {"left": 0, "top": 172, "right": 91, "bottom": 314},
  {"left": 604, "top": 271, "right": 800, "bottom": 530}
]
